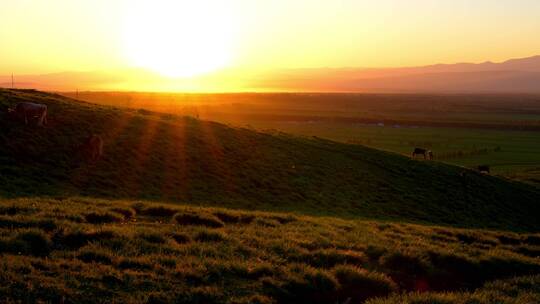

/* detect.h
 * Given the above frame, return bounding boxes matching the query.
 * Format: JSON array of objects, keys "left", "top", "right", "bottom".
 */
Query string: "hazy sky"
[{"left": 1, "top": 0, "right": 540, "bottom": 76}]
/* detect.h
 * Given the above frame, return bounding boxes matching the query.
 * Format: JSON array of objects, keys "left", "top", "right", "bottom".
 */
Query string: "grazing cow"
[
  {"left": 81, "top": 135, "right": 103, "bottom": 161},
  {"left": 412, "top": 148, "right": 432, "bottom": 160},
  {"left": 9, "top": 102, "right": 48, "bottom": 126},
  {"left": 478, "top": 165, "right": 490, "bottom": 174}
]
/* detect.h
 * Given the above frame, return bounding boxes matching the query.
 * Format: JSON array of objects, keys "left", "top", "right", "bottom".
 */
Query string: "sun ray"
[
  {"left": 125, "top": 115, "right": 161, "bottom": 197},
  {"left": 196, "top": 119, "right": 236, "bottom": 196},
  {"left": 160, "top": 116, "right": 189, "bottom": 200}
]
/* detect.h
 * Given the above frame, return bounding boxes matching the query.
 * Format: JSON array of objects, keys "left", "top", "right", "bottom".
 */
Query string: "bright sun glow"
[{"left": 123, "top": 0, "right": 236, "bottom": 78}]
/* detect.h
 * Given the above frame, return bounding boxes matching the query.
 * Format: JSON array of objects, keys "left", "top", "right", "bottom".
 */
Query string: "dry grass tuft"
[
  {"left": 84, "top": 212, "right": 123, "bottom": 224},
  {"left": 174, "top": 211, "right": 225, "bottom": 228}
]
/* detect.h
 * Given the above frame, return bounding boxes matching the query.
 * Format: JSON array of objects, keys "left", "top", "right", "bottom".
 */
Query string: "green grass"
[
  {"left": 368, "top": 275, "right": 540, "bottom": 304},
  {"left": 505, "top": 168, "right": 540, "bottom": 187},
  {"left": 252, "top": 121, "right": 540, "bottom": 175},
  {"left": 0, "top": 197, "right": 539, "bottom": 303},
  {"left": 2, "top": 89, "right": 540, "bottom": 302},
  {"left": 1, "top": 89, "right": 540, "bottom": 231},
  {"left": 60, "top": 91, "right": 540, "bottom": 176}
]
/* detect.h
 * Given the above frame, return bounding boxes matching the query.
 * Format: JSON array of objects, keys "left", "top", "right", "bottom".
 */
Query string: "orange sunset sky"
[{"left": 1, "top": 0, "right": 540, "bottom": 91}]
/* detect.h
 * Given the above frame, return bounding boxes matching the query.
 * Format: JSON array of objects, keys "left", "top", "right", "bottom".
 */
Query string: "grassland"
[
  {"left": 1, "top": 197, "right": 539, "bottom": 303},
  {"left": 62, "top": 92, "right": 540, "bottom": 179},
  {"left": 2, "top": 89, "right": 540, "bottom": 231},
  {"left": 368, "top": 275, "right": 540, "bottom": 304},
  {"left": 2, "top": 89, "right": 540, "bottom": 303},
  {"left": 254, "top": 122, "right": 540, "bottom": 174}
]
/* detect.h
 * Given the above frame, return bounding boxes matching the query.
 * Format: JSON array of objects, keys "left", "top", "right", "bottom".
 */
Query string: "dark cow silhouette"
[
  {"left": 478, "top": 165, "right": 490, "bottom": 174},
  {"left": 81, "top": 135, "right": 103, "bottom": 161},
  {"left": 412, "top": 148, "right": 433, "bottom": 160},
  {"left": 9, "top": 102, "right": 48, "bottom": 126}
]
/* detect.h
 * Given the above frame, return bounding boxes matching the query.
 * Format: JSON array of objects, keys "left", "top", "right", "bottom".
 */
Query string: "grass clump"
[
  {"left": 230, "top": 295, "right": 274, "bottom": 304},
  {"left": 267, "top": 214, "right": 298, "bottom": 224},
  {"left": 158, "top": 257, "right": 178, "bottom": 268},
  {"left": 254, "top": 218, "right": 280, "bottom": 227},
  {"left": 333, "top": 265, "right": 397, "bottom": 302},
  {"left": 171, "top": 232, "right": 192, "bottom": 244},
  {"left": 146, "top": 293, "right": 173, "bottom": 304},
  {"left": 53, "top": 229, "right": 117, "bottom": 250},
  {"left": 84, "top": 212, "right": 123, "bottom": 224},
  {"left": 108, "top": 207, "right": 135, "bottom": 219},
  {"left": 524, "top": 235, "right": 540, "bottom": 245},
  {"left": 264, "top": 266, "right": 340, "bottom": 304},
  {"left": 378, "top": 251, "right": 431, "bottom": 290},
  {"left": 174, "top": 211, "right": 224, "bottom": 228},
  {"left": 213, "top": 210, "right": 255, "bottom": 224},
  {"left": 298, "top": 249, "right": 366, "bottom": 268},
  {"left": 194, "top": 229, "right": 227, "bottom": 242},
  {"left": 367, "top": 275, "right": 540, "bottom": 304},
  {"left": 139, "top": 205, "right": 178, "bottom": 217},
  {"left": 117, "top": 257, "right": 153, "bottom": 271},
  {"left": 0, "top": 205, "right": 36, "bottom": 216},
  {"left": 1, "top": 230, "right": 53, "bottom": 257},
  {"left": 0, "top": 216, "right": 57, "bottom": 231},
  {"left": 365, "top": 245, "right": 387, "bottom": 261},
  {"left": 77, "top": 249, "right": 114, "bottom": 264},
  {"left": 138, "top": 232, "right": 167, "bottom": 244},
  {"left": 456, "top": 232, "right": 498, "bottom": 246},
  {"left": 131, "top": 202, "right": 147, "bottom": 214},
  {"left": 379, "top": 251, "right": 430, "bottom": 275},
  {"left": 175, "top": 286, "right": 224, "bottom": 304},
  {"left": 497, "top": 235, "right": 522, "bottom": 245},
  {"left": 246, "top": 264, "right": 275, "bottom": 279},
  {"left": 517, "top": 246, "right": 540, "bottom": 258}
]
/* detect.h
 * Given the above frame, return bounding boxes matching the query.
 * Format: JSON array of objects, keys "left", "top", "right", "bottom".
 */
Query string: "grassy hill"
[
  {"left": 0, "top": 197, "right": 539, "bottom": 303},
  {"left": 1, "top": 89, "right": 540, "bottom": 303},
  {"left": 1, "top": 88, "right": 540, "bottom": 231}
]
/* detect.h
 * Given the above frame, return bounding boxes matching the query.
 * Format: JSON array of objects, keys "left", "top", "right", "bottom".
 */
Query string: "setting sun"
[{"left": 122, "top": 0, "right": 236, "bottom": 78}]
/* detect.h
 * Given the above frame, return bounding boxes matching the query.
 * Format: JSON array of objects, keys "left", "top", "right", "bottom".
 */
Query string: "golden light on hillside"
[{"left": 122, "top": 0, "right": 236, "bottom": 78}]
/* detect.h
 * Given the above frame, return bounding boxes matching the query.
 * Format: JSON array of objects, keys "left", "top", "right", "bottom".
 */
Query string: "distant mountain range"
[
  {"left": 2, "top": 55, "right": 540, "bottom": 93},
  {"left": 254, "top": 55, "right": 540, "bottom": 93},
  {"left": 0, "top": 71, "right": 126, "bottom": 91}
]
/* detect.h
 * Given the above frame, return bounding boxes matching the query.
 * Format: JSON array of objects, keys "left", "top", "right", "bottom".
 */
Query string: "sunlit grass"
[
  {"left": 1, "top": 89, "right": 540, "bottom": 303},
  {"left": 1, "top": 89, "right": 539, "bottom": 232},
  {"left": 0, "top": 197, "right": 539, "bottom": 303}
]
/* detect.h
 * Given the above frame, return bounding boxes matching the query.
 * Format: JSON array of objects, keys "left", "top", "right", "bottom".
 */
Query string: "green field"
[
  {"left": 3, "top": 89, "right": 540, "bottom": 231},
  {"left": 1, "top": 89, "right": 540, "bottom": 303},
  {"left": 252, "top": 121, "right": 540, "bottom": 174},
  {"left": 62, "top": 92, "right": 540, "bottom": 180},
  {"left": 1, "top": 197, "right": 539, "bottom": 303}
]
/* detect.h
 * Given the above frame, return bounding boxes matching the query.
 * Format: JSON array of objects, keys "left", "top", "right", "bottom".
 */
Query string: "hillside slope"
[{"left": 1, "top": 89, "right": 539, "bottom": 231}]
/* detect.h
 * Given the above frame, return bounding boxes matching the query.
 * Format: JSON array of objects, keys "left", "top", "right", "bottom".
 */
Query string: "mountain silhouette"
[{"left": 2, "top": 55, "right": 540, "bottom": 93}]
